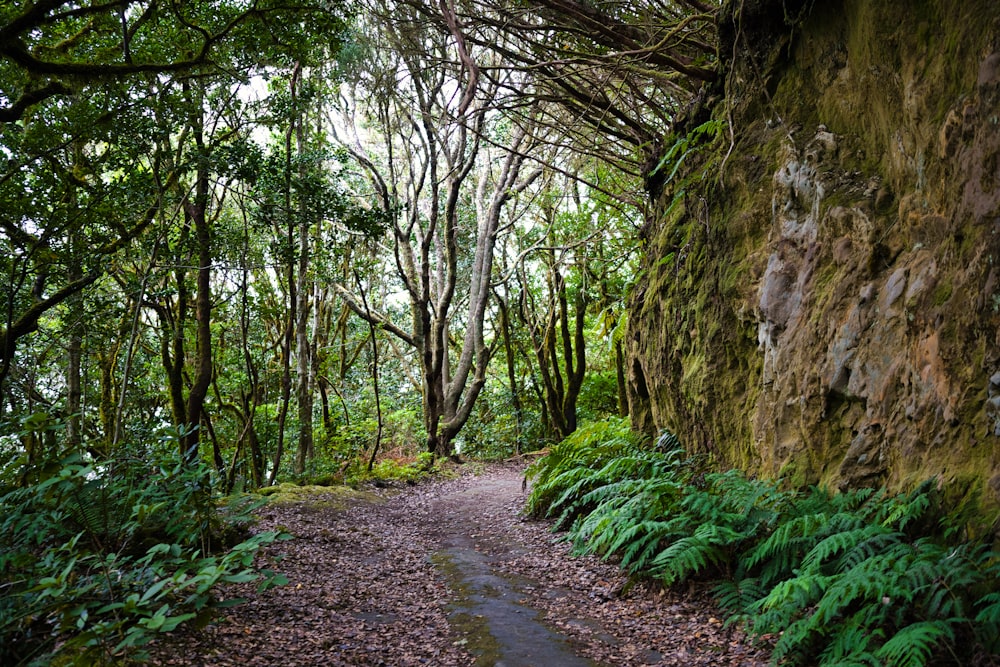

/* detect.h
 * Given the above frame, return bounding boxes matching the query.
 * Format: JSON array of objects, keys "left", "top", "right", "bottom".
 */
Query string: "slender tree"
[{"left": 331, "top": 6, "right": 542, "bottom": 456}]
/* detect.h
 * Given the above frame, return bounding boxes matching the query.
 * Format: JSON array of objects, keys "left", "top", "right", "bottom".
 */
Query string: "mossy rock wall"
[{"left": 627, "top": 0, "right": 1000, "bottom": 517}]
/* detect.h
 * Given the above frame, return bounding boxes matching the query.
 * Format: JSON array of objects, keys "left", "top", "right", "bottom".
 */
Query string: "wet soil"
[{"left": 147, "top": 464, "right": 771, "bottom": 666}]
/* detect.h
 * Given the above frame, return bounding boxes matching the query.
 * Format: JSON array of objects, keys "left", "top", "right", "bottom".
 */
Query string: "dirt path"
[{"left": 148, "top": 465, "right": 770, "bottom": 666}]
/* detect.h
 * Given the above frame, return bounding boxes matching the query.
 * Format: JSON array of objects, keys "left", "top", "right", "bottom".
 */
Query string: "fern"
[
  {"left": 756, "top": 571, "right": 833, "bottom": 617},
  {"left": 524, "top": 427, "right": 1000, "bottom": 667},
  {"left": 568, "top": 477, "right": 687, "bottom": 572},
  {"left": 651, "top": 523, "right": 744, "bottom": 584},
  {"left": 903, "top": 540, "right": 992, "bottom": 620},
  {"left": 616, "top": 521, "right": 682, "bottom": 573},
  {"left": 744, "top": 512, "right": 830, "bottom": 582},
  {"left": 975, "top": 590, "right": 1000, "bottom": 654},
  {"left": 551, "top": 453, "right": 685, "bottom": 529},
  {"left": 830, "top": 485, "right": 881, "bottom": 517},
  {"left": 770, "top": 614, "right": 826, "bottom": 666},
  {"left": 875, "top": 621, "right": 955, "bottom": 667},
  {"left": 649, "top": 118, "right": 724, "bottom": 185},
  {"left": 714, "top": 576, "right": 766, "bottom": 618},
  {"left": 801, "top": 524, "right": 902, "bottom": 574},
  {"left": 813, "top": 547, "right": 911, "bottom": 626},
  {"left": 975, "top": 591, "right": 1000, "bottom": 624},
  {"left": 525, "top": 417, "right": 649, "bottom": 520},
  {"left": 817, "top": 619, "right": 881, "bottom": 666},
  {"left": 876, "top": 479, "right": 937, "bottom": 532}
]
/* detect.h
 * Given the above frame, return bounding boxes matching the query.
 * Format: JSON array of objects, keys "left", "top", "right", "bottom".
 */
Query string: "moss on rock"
[
  {"left": 627, "top": 0, "right": 1000, "bottom": 530},
  {"left": 257, "top": 483, "right": 384, "bottom": 509}
]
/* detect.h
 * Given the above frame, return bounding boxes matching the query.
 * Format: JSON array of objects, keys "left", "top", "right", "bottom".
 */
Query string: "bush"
[
  {"left": 576, "top": 371, "right": 621, "bottom": 422},
  {"left": 525, "top": 416, "right": 645, "bottom": 521},
  {"left": 362, "top": 453, "right": 437, "bottom": 485},
  {"left": 526, "top": 423, "right": 1000, "bottom": 666},
  {"left": 0, "top": 429, "right": 288, "bottom": 666}
]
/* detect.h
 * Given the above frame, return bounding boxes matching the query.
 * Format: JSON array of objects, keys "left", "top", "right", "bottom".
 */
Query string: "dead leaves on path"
[
  {"left": 148, "top": 490, "right": 468, "bottom": 667},
  {"left": 147, "top": 466, "right": 771, "bottom": 666}
]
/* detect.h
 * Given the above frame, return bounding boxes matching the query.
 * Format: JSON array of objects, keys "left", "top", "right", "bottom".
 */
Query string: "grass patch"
[{"left": 257, "top": 482, "right": 384, "bottom": 508}]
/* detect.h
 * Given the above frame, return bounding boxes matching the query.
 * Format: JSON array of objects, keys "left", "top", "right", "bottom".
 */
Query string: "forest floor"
[{"left": 147, "top": 463, "right": 772, "bottom": 666}]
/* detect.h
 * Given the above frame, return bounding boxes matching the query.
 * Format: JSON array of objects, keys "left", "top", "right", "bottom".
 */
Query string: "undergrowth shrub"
[
  {"left": 360, "top": 452, "right": 438, "bottom": 485},
  {"left": 525, "top": 416, "right": 646, "bottom": 521},
  {"left": 0, "top": 428, "right": 288, "bottom": 666},
  {"left": 526, "top": 422, "right": 1000, "bottom": 666}
]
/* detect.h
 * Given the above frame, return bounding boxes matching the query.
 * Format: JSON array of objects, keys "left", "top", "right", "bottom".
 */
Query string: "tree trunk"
[
  {"left": 160, "top": 261, "right": 189, "bottom": 434},
  {"left": 520, "top": 256, "right": 588, "bottom": 441},
  {"left": 180, "top": 152, "right": 213, "bottom": 463},
  {"left": 293, "top": 207, "right": 313, "bottom": 475},
  {"left": 615, "top": 338, "right": 629, "bottom": 417},
  {"left": 293, "top": 99, "right": 315, "bottom": 475},
  {"left": 66, "top": 239, "right": 83, "bottom": 451},
  {"left": 356, "top": 272, "right": 384, "bottom": 471},
  {"left": 268, "top": 63, "right": 302, "bottom": 485},
  {"left": 495, "top": 289, "right": 524, "bottom": 453},
  {"left": 238, "top": 228, "right": 265, "bottom": 488},
  {"left": 560, "top": 284, "right": 587, "bottom": 435}
]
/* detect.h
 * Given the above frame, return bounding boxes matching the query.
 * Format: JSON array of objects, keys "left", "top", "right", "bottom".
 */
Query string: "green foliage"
[
  {"left": 576, "top": 371, "right": 621, "bottom": 422},
  {"left": 649, "top": 119, "right": 725, "bottom": 185},
  {"left": 0, "top": 433, "right": 288, "bottom": 666},
  {"left": 357, "top": 454, "right": 439, "bottom": 486},
  {"left": 524, "top": 417, "right": 644, "bottom": 520},
  {"left": 527, "top": 424, "right": 1000, "bottom": 666}
]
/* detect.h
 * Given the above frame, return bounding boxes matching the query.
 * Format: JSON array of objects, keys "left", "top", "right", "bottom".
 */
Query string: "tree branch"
[
  {"left": 0, "top": 81, "right": 74, "bottom": 122},
  {"left": 331, "top": 282, "right": 415, "bottom": 347}
]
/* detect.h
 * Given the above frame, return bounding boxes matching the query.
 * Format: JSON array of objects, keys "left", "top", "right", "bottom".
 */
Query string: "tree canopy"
[
  {"left": 0, "top": 0, "right": 710, "bottom": 474},
  {"left": 0, "top": 2, "right": 701, "bottom": 656}
]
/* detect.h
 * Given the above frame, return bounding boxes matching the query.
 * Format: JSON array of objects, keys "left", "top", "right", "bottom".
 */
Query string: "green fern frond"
[
  {"left": 831, "top": 486, "right": 882, "bottom": 516},
  {"left": 714, "top": 576, "right": 766, "bottom": 615},
  {"left": 609, "top": 309, "right": 628, "bottom": 348},
  {"left": 818, "top": 619, "right": 880, "bottom": 666},
  {"left": 680, "top": 488, "right": 745, "bottom": 528},
  {"left": 904, "top": 541, "right": 990, "bottom": 620},
  {"left": 801, "top": 524, "right": 900, "bottom": 573},
  {"left": 651, "top": 523, "right": 743, "bottom": 585},
  {"left": 877, "top": 479, "right": 936, "bottom": 531},
  {"left": 744, "top": 513, "right": 829, "bottom": 572},
  {"left": 875, "top": 621, "right": 954, "bottom": 667},
  {"left": 756, "top": 571, "right": 833, "bottom": 616},
  {"left": 570, "top": 511, "right": 616, "bottom": 555},
  {"left": 975, "top": 591, "right": 1000, "bottom": 624},
  {"left": 813, "top": 548, "right": 913, "bottom": 625},
  {"left": 974, "top": 591, "right": 1000, "bottom": 652},
  {"left": 835, "top": 526, "right": 905, "bottom": 572},
  {"left": 708, "top": 469, "right": 788, "bottom": 516},
  {"left": 771, "top": 615, "right": 825, "bottom": 667},
  {"left": 616, "top": 520, "right": 682, "bottom": 572}
]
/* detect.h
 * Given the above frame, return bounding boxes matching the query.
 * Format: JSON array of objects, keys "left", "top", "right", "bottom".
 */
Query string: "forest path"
[{"left": 148, "top": 465, "right": 769, "bottom": 666}]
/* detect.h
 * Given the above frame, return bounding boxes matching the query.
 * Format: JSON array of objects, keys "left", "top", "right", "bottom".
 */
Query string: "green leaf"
[
  {"left": 214, "top": 597, "right": 248, "bottom": 608},
  {"left": 875, "top": 621, "right": 954, "bottom": 667}
]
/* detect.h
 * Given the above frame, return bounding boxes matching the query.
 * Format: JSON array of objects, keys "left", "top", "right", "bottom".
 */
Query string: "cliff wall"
[{"left": 627, "top": 0, "right": 1000, "bottom": 518}]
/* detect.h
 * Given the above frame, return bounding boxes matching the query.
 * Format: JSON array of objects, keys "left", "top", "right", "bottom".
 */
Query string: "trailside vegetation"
[
  {"left": 526, "top": 418, "right": 1000, "bottom": 667},
  {"left": 0, "top": 421, "right": 289, "bottom": 666}
]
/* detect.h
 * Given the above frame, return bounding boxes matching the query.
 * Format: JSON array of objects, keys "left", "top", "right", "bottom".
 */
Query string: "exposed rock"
[
  {"left": 627, "top": 0, "right": 1000, "bottom": 523},
  {"left": 837, "top": 422, "right": 887, "bottom": 489}
]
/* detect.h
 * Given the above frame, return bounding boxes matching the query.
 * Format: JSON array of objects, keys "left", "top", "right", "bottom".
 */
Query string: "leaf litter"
[{"left": 147, "top": 464, "right": 771, "bottom": 666}]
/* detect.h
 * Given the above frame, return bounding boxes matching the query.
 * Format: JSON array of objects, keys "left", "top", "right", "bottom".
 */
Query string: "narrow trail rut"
[
  {"left": 424, "top": 475, "right": 597, "bottom": 666},
  {"left": 148, "top": 465, "right": 770, "bottom": 666}
]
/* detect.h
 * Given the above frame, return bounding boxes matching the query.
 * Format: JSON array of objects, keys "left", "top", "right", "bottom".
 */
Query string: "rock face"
[{"left": 627, "top": 0, "right": 1000, "bottom": 516}]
